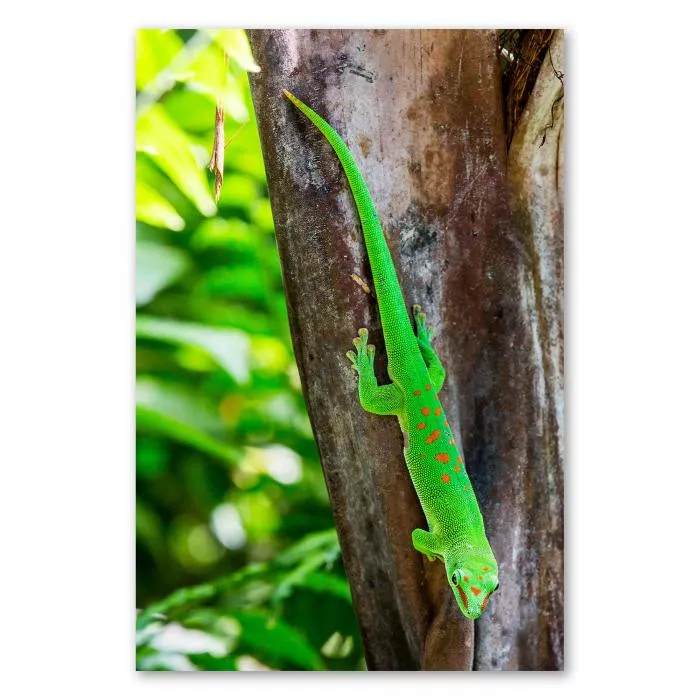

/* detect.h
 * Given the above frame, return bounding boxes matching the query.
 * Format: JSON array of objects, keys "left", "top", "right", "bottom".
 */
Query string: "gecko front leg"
[
  {"left": 412, "top": 528, "right": 444, "bottom": 562},
  {"left": 412, "top": 305, "right": 446, "bottom": 392},
  {"left": 346, "top": 328, "right": 405, "bottom": 415}
]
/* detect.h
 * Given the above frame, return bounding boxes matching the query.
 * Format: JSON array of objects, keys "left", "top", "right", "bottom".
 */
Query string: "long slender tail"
[{"left": 284, "top": 90, "right": 418, "bottom": 368}]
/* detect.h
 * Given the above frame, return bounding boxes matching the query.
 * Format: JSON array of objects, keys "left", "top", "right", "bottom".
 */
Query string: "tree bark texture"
[{"left": 248, "top": 29, "right": 563, "bottom": 671}]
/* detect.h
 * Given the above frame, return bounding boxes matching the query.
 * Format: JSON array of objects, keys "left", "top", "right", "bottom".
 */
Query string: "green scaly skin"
[{"left": 284, "top": 90, "right": 498, "bottom": 619}]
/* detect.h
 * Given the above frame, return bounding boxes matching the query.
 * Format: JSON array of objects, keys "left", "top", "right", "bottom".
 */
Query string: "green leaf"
[
  {"left": 197, "top": 266, "right": 267, "bottom": 304},
  {"left": 136, "top": 104, "right": 216, "bottom": 216},
  {"left": 190, "top": 217, "right": 257, "bottom": 254},
  {"left": 250, "top": 197, "right": 275, "bottom": 233},
  {"left": 136, "top": 240, "right": 190, "bottom": 306},
  {"left": 136, "top": 378, "right": 239, "bottom": 463},
  {"left": 136, "top": 155, "right": 197, "bottom": 221},
  {"left": 136, "top": 29, "right": 184, "bottom": 91},
  {"left": 187, "top": 44, "right": 248, "bottom": 123},
  {"left": 135, "top": 498, "right": 163, "bottom": 553},
  {"left": 211, "top": 30, "right": 261, "bottom": 73},
  {"left": 136, "top": 315, "right": 250, "bottom": 384},
  {"left": 249, "top": 337, "right": 289, "bottom": 375},
  {"left": 136, "top": 181, "right": 185, "bottom": 231},
  {"left": 271, "top": 550, "right": 329, "bottom": 605},
  {"left": 274, "top": 529, "right": 340, "bottom": 567},
  {"left": 136, "top": 436, "right": 169, "bottom": 479},
  {"left": 189, "top": 652, "right": 236, "bottom": 671},
  {"left": 223, "top": 120, "right": 268, "bottom": 182},
  {"left": 137, "top": 563, "right": 268, "bottom": 626},
  {"left": 216, "top": 173, "right": 259, "bottom": 209},
  {"left": 299, "top": 572, "right": 353, "bottom": 603},
  {"left": 164, "top": 88, "right": 219, "bottom": 133},
  {"left": 234, "top": 611, "right": 324, "bottom": 670}
]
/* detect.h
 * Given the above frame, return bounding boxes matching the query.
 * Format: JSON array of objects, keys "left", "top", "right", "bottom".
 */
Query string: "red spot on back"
[
  {"left": 426, "top": 384, "right": 432, "bottom": 391},
  {"left": 462, "top": 574, "right": 469, "bottom": 582},
  {"left": 435, "top": 407, "right": 442, "bottom": 416},
  {"left": 457, "top": 456, "right": 463, "bottom": 464},
  {"left": 478, "top": 575, "right": 483, "bottom": 581},
  {"left": 454, "top": 465, "right": 461, "bottom": 473},
  {"left": 449, "top": 438, "right": 455, "bottom": 445},
  {"left": 444, "top": 419, "right": 449, "bottom": 427},
  {"left": 470, "top": 586, "right": 481, "bottom": 596},
  {"left": 417, "top": 422, "right": 426, "bottom": 430},
  {"left": 435, "top": 453, "right": 450, "bottom": 464},
  {"left": 420, "top": 406, "right": 430, "bottom": 416},
  {"left": 426, "top": 429, "right": 441, "bottom": 444},
  {"left": 482, "top": 566, "right": 490, "bottom": 572},
  {"left": 441, "top": 474, "right": 450, "bottom": 483},
  {"left": 413, "top": 390, "right": 421, "bottom": 396}
]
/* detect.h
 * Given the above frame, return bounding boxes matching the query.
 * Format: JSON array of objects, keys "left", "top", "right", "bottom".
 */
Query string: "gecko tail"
[
  {"left": 282, "top": 89, "right": 382, "bottom": 239},
  {"left": 284, "top": 90, "right": 316, "bottom": 119},
  {"left": 283, "top": 89, "right": 417, "bottom": 356}
]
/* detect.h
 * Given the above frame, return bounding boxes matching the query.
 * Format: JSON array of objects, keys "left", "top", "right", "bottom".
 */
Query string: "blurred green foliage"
[{"left": 135, "top": 29, "right": 363, "bottom": 671}]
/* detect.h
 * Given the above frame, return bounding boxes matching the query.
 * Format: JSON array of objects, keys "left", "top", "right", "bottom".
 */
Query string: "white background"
[{"left": 2, "top": 1, "right": 699, "bottom": 695}]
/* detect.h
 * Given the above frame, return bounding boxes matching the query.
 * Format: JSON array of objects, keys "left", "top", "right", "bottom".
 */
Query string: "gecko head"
[{"left": 447, "top": 555, "right": 499, "bottom": 620}]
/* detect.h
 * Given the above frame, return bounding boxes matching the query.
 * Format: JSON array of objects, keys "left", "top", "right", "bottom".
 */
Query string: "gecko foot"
[
  {"left": 412, "top": 304, "right": 435, "bottom": 349},
  {"left": 347, "top": 329, "right": 404, "bottom": 415},
  {"left": 412, "top": 527, "right": 443, "bottom": 562},
  {"left": 346, "top": 327, "right": 375, "bottom": 375}
]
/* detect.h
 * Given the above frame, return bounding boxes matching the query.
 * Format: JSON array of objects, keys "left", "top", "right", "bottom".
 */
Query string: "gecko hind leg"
[
  {"left": 412, "top": 528, "right": 444, "bottom": 562},
  {"left": 412, "top": 305, "right": 446, "bottom": 392},
  {"left": 347, "top": 328, "right": 405, "bottom": 415}
]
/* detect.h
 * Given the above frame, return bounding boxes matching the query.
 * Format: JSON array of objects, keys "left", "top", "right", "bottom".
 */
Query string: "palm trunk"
[{"left": 248, "top": 28, "right": 564, "bottom": 670}]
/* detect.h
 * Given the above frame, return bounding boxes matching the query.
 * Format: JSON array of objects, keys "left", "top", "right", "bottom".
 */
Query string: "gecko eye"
[{"left": 451, "top": 572, "right": 460, "bottom": 586}]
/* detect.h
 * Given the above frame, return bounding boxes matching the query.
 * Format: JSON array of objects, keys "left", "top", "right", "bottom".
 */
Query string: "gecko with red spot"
[{"left": 284, "top": 90, "right": 499, "bottom": 620}]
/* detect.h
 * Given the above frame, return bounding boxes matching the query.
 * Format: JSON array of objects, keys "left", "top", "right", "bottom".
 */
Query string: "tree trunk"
[
  {"left": 471, "top": 29, "right": 564, "bottom": 671},
  {"left": 248, "top": 28, "right": 563, "bottom": 671}
]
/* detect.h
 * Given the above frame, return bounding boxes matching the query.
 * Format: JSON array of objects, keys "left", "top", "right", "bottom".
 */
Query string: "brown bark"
[
  {"left": 476, "top": 29, "right": 565, "bottom": 670},
  {"left": 247, "top": 28, "right": 563, "bottom": 671}
]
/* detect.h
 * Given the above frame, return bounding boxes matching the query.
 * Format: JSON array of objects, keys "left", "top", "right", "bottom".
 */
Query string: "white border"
[{"left": 4, "top": 3, "right": 700, "bottom": 697}]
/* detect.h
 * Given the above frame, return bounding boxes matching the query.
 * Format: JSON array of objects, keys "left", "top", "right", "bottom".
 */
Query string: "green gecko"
[{"left": 284, "top": 90, "right": 498, "bottom": 620}]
